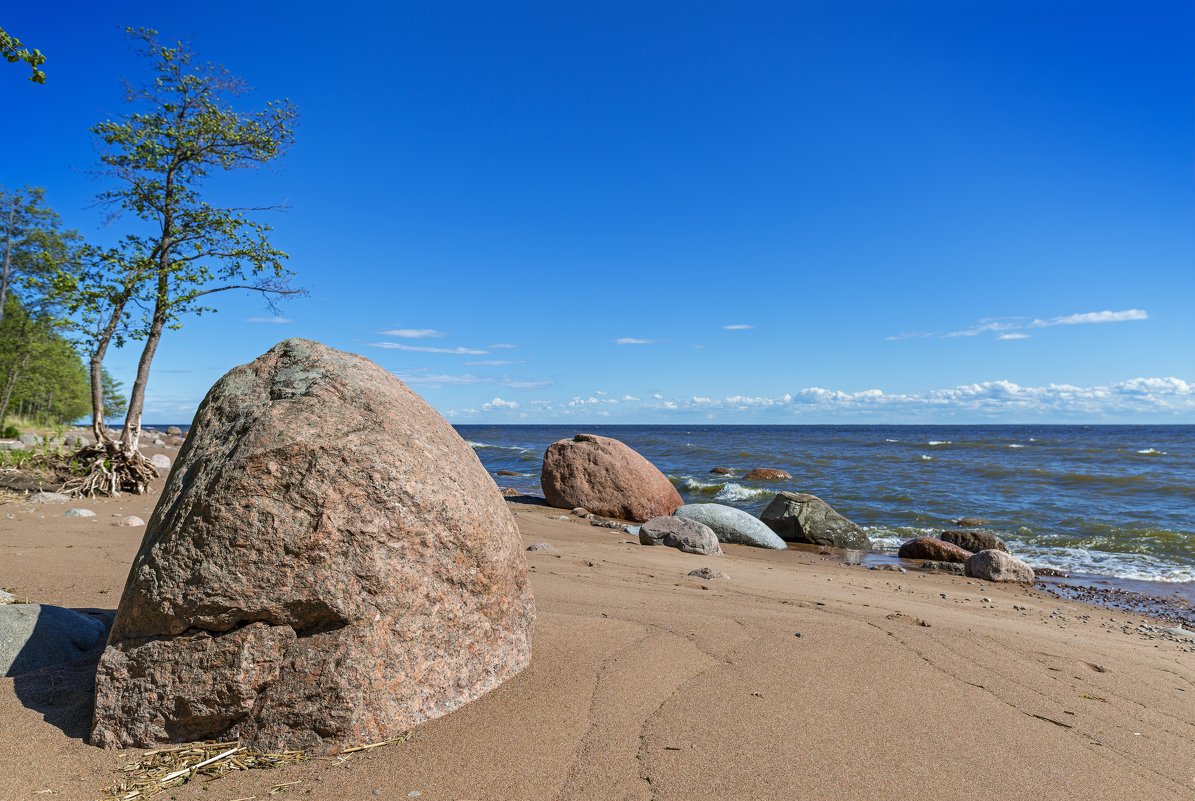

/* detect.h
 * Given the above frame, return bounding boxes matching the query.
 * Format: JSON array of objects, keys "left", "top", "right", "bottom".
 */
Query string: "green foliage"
[
  {"left": 102, "top": 367, "right": 128, "bottom": 418},
  {"left": 1, "top": 424, "right": 17, "bottom": 438},
  {"left": 0, "top": 26, "right": 46, "bottom": 84},
  {"left": 0, "top": 295, "right": 90, "bottom": 426}
]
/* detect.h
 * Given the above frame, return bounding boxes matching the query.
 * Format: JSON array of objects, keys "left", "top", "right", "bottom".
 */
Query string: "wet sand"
[{"left": 2, "top": 471, "right": 1194, "bottom": 800}]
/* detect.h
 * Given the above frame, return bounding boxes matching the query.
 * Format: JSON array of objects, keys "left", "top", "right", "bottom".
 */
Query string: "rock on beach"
[
  {"left": 638, "top": 516, "right": 723, "bottom": 556},
  {"left": 744, "top": 468, "right": 791, "bottom": 481},
  {"left": 760, "top": 492, "right": 871, "bottom": 550},
  {"left": 966, "top": 550, "right": 1035, "bottom": 583},
  {"left": 90, "top": 339, "right": 535, "bottom": 753},
  {"left": 898, "top": 537, "right": 972, "bottom": 563},
  {"left": 0, "top": 604, "right": 110, "bottom": 677},
  {"left": 540, "top": 433, "right": 681, "bottom": 522},
  {"left": 673, "top": 503, "right": 787, "bottom": 550},
  {"left": 940, "top": 529, "right": 1009, "bottom": 554}
]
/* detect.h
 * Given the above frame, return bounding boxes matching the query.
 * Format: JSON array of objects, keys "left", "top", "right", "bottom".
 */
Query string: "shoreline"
[{"left": 1, "top": 471, "right": 1194, "bottom": 799}]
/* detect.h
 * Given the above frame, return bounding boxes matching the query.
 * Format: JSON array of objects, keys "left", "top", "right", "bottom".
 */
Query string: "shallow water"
[{"left": 456, "top": 424, "right": 1195, "bottom": 589}]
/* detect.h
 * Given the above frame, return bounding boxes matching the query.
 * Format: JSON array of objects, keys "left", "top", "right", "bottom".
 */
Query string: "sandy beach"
[{"left": 2, "top": 461, "right": 1193, "bottom": 801}]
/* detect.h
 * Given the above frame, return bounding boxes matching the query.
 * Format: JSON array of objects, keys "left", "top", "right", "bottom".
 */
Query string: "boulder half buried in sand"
[
  {"left": 898, "top": 536, "right": 973, "bottom": 563},
  {"left": 90, "top": 339, "right": 534, "bottom": 753},
  {"left": 0, "top": 605, "right": 110, "bottom": 677},
  {"left": 639, "top": 515, "right": 723, "bottom": 556},
  {"left": 760, "top": 491, "right": 871, "bottom": 550},
  {"left": 540, "top": 433, "right": 681, "bottom": 522},
  {"left": 673, "top": 503, "right": 787, "bottom": 549},
  {"left": 966, "top": 550, "right": 1036, "bottom": 583}
]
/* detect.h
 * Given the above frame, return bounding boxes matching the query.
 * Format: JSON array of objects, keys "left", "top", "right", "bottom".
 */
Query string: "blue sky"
[{"left": 3, "top": 1, "right": 1193, "bottom": 423}]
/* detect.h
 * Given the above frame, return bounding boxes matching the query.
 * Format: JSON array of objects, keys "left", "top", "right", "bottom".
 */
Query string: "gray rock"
[
  {"left": 0, "top": 441, "right": 25, "bottom": 451},
  {"left": 166, "top": 426, "right": 182, "bottom": 436},
  {"left": 150, "top": 453, "right": 172, "bottom": 471},
  {"left": 638, "top": 516, "right": 723, "bottom": 556},
  {"left": 965, "top": 550, "right": 1035, "bottom": 583},
  {"left": 590, "top": 518, "right": 632, "bottom": 532},
  {"left": 29, "top": 492, "right": 69, "bottom": 504},
  {"left": 0, "top": 604, "right": 110, "bottom": 677},
  {"left": 65, "top": 508, "right": 96, "bottom": 518},
  {"left": 153, "top": 438, "right": 166, "bottom": 446},
  {"left": 940, "top": 529, "right": 1009, "bottom": 554},
  {"left": 688, "top": 567, "right": 728, "bottom": 580},
  {"left": 0, "top": 590, "right": 16, "bottom": 604},
  {"left": 673, "top": 503, "right": 787, "bottom": 550},
  {"left": 760, "top": 492, "right": 871, "bottom": 549},
  {"left": 18, "top": 434, "right": 39, "bottom": 446},
  {"left": 869, "top": 564, "right": 907, "bottom": 573},
  {"left": 921, "top": 560, "right": 965, "bottom": 575},
  {"left": 115, "top": 515, "right": 146, "bottom": 527},
  {"left": 526, "top": 542, "right": 558, "bottom": 553}
]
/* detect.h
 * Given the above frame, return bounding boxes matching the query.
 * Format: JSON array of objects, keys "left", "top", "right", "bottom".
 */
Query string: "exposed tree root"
[{"left": 62, "top": 442, "right": 158, "bottom": 497}]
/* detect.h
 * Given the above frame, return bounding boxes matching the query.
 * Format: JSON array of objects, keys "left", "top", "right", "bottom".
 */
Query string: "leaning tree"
[{"left": 68, "top": 28, "right": 300, "bottom": 496}]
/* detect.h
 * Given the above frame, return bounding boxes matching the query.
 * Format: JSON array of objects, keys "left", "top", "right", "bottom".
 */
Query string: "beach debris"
[
  {"left": 952, "top": 516, "right": 990, "bottom": 527},
  {"left": 921, "top": 560, "right": 965, "bottom": 575},
  {"left": 0, "top": 604, "right": 109, "bottom": 677},
  {"left": 885, "top": 611, "right": 931, "bottom": 627},
  {"left": 674, "top": 503, "right": 786, "bottom": 549},
  {"left": 940, "top": 529, "right": 1009, "bottom": 554},
  {"left": 28, "top": 491, "right": 69, "bottom": 503},
  {"left": 540, "top": 433, "right": 682, "bottom": 522},
  {"left": 965, "top": 549, "right": 1036, "bottom": 583},
  {"left": 114, "top": 515, "right": 146, "bottom": 527},
  {"left": 64, "top": 508, "right": 96, "bottom": 517},
  {"left": 760, "top": 491, "right": 872, "bottom": 550},
  {"left": 898, "top": 536, "right": 972, "bottom": 563},
  {"left": 102, "top": 739, "right": 311, "bottom": 800},
  {"left": 743, "top": 467, "right": 791, "bottom": 480},
  {"left": 526, "top": 542, "right": 558, "bottom": 553},
  {"left": 639, "top": 516, "right": 723, "bottom": 556},
  {"left": 90, "top": 339, "right": 534, "bottom": 753},
  {"left": 688, "top": 567, "right": 728, "bottom": 580}
]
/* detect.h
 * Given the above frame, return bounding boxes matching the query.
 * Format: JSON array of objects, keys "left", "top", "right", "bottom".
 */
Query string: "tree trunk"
[
  {"left": 120, "top": 269, "right": 169, "bottom": 458},
  {"left": 0, "top": 204, "right": 13, "bottom": 325}
]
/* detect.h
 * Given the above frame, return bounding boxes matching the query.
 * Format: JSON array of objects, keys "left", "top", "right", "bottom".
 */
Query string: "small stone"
[
  {"left": 921, "top": 560, "right": 965, "bottom": 575},
  {"left": 373, "top": 789, "right": 382, "bottom": 797},
  {"left": 687, "top": 567, "right": 728, "bottom": 580},
  {"left": 65, "top": 508, "right": 96, "bottom": 518},
  {"left": 869, "top": 565, "right": 907, "bottom": 573},
  {"left": 571, "top": 507, "right": 590, "bottom": 517},
  {"left": 500, "top": 487, "right": 521, "bottom": 497},
  {"left": 982, "top": 597, "right": 992, "bottom": 603},
  {"left": 0, "top": 590, "right": 16, "bottom": 604},
  {"left": 709, "top": 466, "right": 734, "bottom": 475},
  {"left": 150, "top": 453, "right": 172, "bottom": 471},
  {"left": 114, "top": 515, "right": 146, "bottom": 527},
  {"left": 526, "top": 542, "right": 558, "bottom": 553}
]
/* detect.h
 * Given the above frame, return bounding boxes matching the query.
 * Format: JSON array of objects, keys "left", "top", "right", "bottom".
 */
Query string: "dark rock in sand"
[
  {"left": 921, "top": 560, "right": 965, "bottom": 575},
  {"left": 673, "top": 503, "right": 786, "bottom": 549},
  {"left": 638, "top": 516, "right": 723, "bottom": 556},
  {"left": 540, "top": 433, "right": 681, "bottom": 522},
  {"left": 90, "top": 339, "right": 534, "bottom": 753},
  {"left": 952, "top": 516, "right": 990, "bottom": 527},
  {"left": 744, "top": 468, "right": 791, "bottom": 481},
  {"left": 688, "top": 567, "right": 728, "bottom": 580},
  {"left": 709, "top": 466, "right": 734, "bottom": 475},
  {"left": 898, "top": 537, "right": 972, "bottom": 563},
  {"left": 760, "top": 492, "right": 871, "bottom": 550},
  {"left": 965, "top": 549, "right": 1035, "bottom": 583},
  {"left": 1, "top": 605, "right": 110, "bottom": 677},
  {"left": 940, "top": 529, "right": 1008, "bottom": 554}
]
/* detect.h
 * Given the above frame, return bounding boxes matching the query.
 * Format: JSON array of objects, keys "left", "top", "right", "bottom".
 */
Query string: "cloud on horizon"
[
  {"left": 246, "top": 316, "right": 293, "bottom": 324},
  {"left": 615, "top": 337, "right": 654, "bottom": 345},
  {"left": 380, "top": 328, "right": 445, "bottom": 338},
  {"left": 889, "top": 309, "right": 1149, "bottom": 341},
  {"left": 722, "top": 324, "right": 753, "bottom": 330},
  {"left": 371, "top": 343, "right": 488, "bottom": 355}
]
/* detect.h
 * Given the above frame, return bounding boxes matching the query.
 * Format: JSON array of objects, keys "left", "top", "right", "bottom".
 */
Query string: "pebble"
[
  {"left": 65, "top": 508, "right": 96, "bottom": 518},
  {"left": 0, "top": 590, "right": 16, "bottom": 604},
  {"left": 688, "top": 567, "right": 728, "bottom": 580},
  {"left": 526, "top": 542, "right": 558, "bottom": 553}
]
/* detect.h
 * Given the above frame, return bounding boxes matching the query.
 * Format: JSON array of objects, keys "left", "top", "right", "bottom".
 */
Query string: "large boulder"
[
  {"left": 898, "top": 537, "right": 972, "bottom": 563},
  {"left": 1, "top": 605, "right": 110, "bottom": 677},
  {"left": 673, "top": 503, "right": 787, "bottom": 549},
  {"left": 940, "top": 529, "right": 1009, "bottom": 554},
  {"left": 540, "top": 434, "right": 681, "bottom": 522},
  {"left": 90, "top": 339, "right": 534, "bottom": 753},
  {"left": 760, "top": 492, "right": 871, "bottom": 549},
  {"left": 639, "top": 516, "right": 723, "bottom": 556},
  {"left": 966, "top": 550, "right": 1035, "bottom": 583}
]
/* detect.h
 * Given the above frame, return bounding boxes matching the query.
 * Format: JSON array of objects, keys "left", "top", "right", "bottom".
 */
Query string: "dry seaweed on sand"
[{"left": 102, "top": 733, "right": 412, "bottom": 800}]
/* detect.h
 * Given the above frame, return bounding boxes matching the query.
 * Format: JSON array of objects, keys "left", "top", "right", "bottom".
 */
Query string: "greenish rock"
[
  {"left": 0, "top": 604, "right": 110, "bottom": 677},
  {"left": 760, "top": 492, "right": 871, "bottom": 550}
]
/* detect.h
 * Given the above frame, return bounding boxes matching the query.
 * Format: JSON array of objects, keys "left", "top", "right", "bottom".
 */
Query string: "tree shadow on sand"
[{"left": 10, "top": 608, "right": 113, "bottom": 742}]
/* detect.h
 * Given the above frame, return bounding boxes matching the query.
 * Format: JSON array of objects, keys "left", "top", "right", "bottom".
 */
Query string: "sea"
[
  {"left": 454, "top": 425, "right": 1195, "bottom": 597},
  {"left": 147, "top": 422, "right": 1193, "bottom": 602}
]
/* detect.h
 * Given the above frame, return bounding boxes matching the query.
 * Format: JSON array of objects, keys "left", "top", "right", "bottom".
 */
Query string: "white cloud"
[
  {"left": 885, "top": 331, "right": 934, "bottom": 341},
  {"left": 482, "top": 397, "right": 519, "bottom": 410},
  {"left": 371, "top": 343, "right": 488, "bottom": 355},
  {"left": 997, "top": 333, "right": 1029, "bottom": 341},
  {"left": 246, "top": 316, "right": 292, "bottom": 324},
  {"left": 488, "top": 343, "right": 517, "bottom": 349},
  {"left": 393, "top": 372, "right": 486, "bottom": 387},
  {"left": 622, "top": 395, "right": 640, "bottom": 401},
  {"left": 615, "top": 337, "right": 654, "bottom": 345},
  {"left": 380, "top": 328, "right": 444, "bottom": 338},
  {"left": 936, "top": 308, "right": 1148, "bottom": 340},
  {"left": 465, "top": 360, "right": 516, "bottom": 366},
  {"left": 722, "top": 324, "right": 753, "bottom": 330}
]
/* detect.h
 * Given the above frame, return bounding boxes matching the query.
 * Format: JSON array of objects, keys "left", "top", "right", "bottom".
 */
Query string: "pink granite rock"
[
  {"left": 540, "top": 434, "right": 681, "bottom": 522},
  {"left": 898, "top": 536, "right": 973, "bottom": 563},
  {"left": 90, "top": 339, "right": 534, "bottom": 753}
]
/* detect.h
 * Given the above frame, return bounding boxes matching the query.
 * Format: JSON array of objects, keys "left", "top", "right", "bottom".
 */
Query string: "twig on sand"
[{"left": 339, "top": 732, "right": 413, "bottom": 754}]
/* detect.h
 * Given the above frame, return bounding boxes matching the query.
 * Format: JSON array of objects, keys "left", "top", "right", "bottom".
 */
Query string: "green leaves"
[{"left": 0, "top": 27, "right": 46, "bottom": 84}]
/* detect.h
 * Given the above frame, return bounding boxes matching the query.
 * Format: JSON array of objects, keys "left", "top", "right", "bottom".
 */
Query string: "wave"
[
  {"left": 467, "top": 440, "right": 532, "bottom": 454},
  {"left": 1008, "top": 444, "right": 1025, "bottom": 449},
  {"left": 1137, "top": 448, "right": 1165, "bottom": 455},
  {"left": 675, "top": 477, "right": 773, "bottom": 502},
  {"left": 920, "top": 455, "right": 933, "bottom": 461},
  {"left": 927, "top": 440, "right": 951, "bottom": 446}
]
